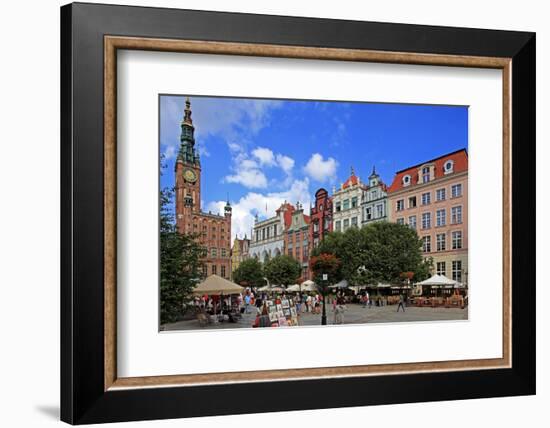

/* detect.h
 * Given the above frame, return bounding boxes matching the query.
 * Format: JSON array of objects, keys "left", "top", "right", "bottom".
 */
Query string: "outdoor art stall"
[{"left": 192, "top": 275, "right": 244, "bottom": 325}]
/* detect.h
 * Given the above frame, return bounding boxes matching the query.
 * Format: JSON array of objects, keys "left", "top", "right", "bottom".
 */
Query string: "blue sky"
[{"left": 160, "top": 95, "right": 467, "bottom": 241}]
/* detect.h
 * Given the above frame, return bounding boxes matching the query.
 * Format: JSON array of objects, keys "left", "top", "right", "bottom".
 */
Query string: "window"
[
  {"left": 444, "top": 160, "right": 454, "bottom": 174},
  {"left": 211, "top": 264, "right": 217, "bottom": 275},
  {"left": 452, "top": 231, "right": 463, "bottom": 249},
  {"left": 408, "top": 196, "right": 417, "bottom": 208},
  {"left": 221, "top": 248, "right": 227, "bottom": 258},
  {"left": 422, "top": 212, "right": 431, "bottom": 229},
  {"left": 351, "top": 196, "right": 358, "bottom": 208},
  {"left": 343, "top": 199, "right": 350, "bottom": 210},
  {"left": 335, "top": 221, "right": 341, "bottom": 232},
  {"left": 266, "top": 227, "right": 270, "bottom": 239},
  {"left": 221, "top": 265, "right": 226, "bottom": 278},
  {"left": 273, "top": 224, "right": 277, "bottom": 236},
  {"left": 451, "top": 206, "right": 463, "bottom": 224},
  {"left": 371, "top": 190, "right": 378, "bottom": 200},
  {"left": 343, "top": 218, "right": 350, "bottom": 230},
  {"left": 422, "top": 236, "right": 431, "bottom": 252},
  {"left": 365, "top": 206, "right": 372, "bottom": 220},
  {"left": 397, "top": 218, "right": 405, "bottom": 225},
  {"left": 303, "top": 246, "right": 308, "bottom": 259},
  {"left": 402, "top": 175, "right": 411, "bottom": 186},
  {"left": 436, "top": 188, "right": 446, "bottom": 201},
  {"left": 451, "top": 183, "right": 463, "bottom": 198},
  {"left": 319, "top": 204, "right": 324, "bottom": 211},
  {"left": 288, "top": 247, "right": 293, "bottom": 257},
  {"left": 421, "top": 192, "right": 431, "bottom": 205},
  {"left": 436, "top": 209, "right": 446, "bottom": 227},
  {"left": 255, "top": 230, "right": 260, "bottom": 242},
  {"left": 396, "top": 199, "right": 405, "bottom": 211},
  {"left": 408, "top": 215, "right": 417, "bottom": 229},
  {"left": 211, "top": 248, "right": 217, "bottom": 258},
  {"left": 436, "top": 261, "right": 446, "bottom": 276},
  {"left": 262, "top": 229, "right": 266, "bottom": 240},
  {"left": 376, "top": 204, "right": 384, "bottom": 218},
  {"left": 452, "top": 260, "right": 462, "bottom": 282},
  {"left": 351, "top": 217, "right": 358, "bottom": 227},
  {"left": 422, "top": 166, "right": 430, "bottom": 183},
  {"left": 313, "top": 221, "right": 319, "bottom": 232},
  {"left": 335, "top": 202, "right": 341, "bottom": 212},
  {"left": 436, "top": 233, "right": 446, "bottom": 251}
]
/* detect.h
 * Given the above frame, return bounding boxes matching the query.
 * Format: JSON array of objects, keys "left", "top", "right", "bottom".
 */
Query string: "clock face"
[{"left": 183, "top": 168, "right": 197, "bottom": 183}]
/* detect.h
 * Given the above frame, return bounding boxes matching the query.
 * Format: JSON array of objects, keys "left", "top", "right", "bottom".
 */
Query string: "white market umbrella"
[
  {"left": 416, "top": 274, "right": 459, "bottom": 287},
  {"left": 329, "top": 279, "right": 348, "bottom": 289},
  {"left": 193, "top": 275, "right": 245, "bottom": 295},
  {"left": 287, "top": 284, "right": 301, "bottom": 292},
  {"left": 301, "top": 280, "right": 318, "bottom": 292}
]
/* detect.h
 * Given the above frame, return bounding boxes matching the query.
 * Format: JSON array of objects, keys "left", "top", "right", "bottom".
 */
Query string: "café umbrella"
[
  {"left": 193, "top": 275, "right": 245, "bottom": 315},
  {"left": 416, "top": 274, "right": 460, "bottom": 295},
  {"left": 193, "top": 274, "right": 245, "bottom": 295}
]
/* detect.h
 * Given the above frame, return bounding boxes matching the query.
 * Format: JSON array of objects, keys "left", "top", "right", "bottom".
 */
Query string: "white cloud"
[
  {"left": 252, "top": 147, "right": 276, "bottom": 166},
  {"left": 303, "top": 153, "right": 338, "bottom": 183},
  {"left": 225, "top": 169, "right": 268, "bottom": 189},
  {"left": 276, "top": 154, "right": 295, "bottom": 173},
  {"left": 207, "top": 178, "right": 312, "bottom": 245},
  {"left": 160, "top": 97, "right": 284, "bottom": 171},
  {"left": 163, "top": 145, "right": 176, "bottom": 160},
  {"left": 225, "top": 146, "right": 296, "bottom": 190}
]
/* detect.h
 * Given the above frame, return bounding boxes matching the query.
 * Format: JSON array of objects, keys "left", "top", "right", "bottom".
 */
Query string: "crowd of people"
[{"left": 192, "top": 288, "right": 414, "bottom": 326}]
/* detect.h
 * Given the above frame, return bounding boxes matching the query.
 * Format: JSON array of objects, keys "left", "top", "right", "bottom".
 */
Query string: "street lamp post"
[{"left": 321, "top": 273, "right": 328, "bottom": 325}]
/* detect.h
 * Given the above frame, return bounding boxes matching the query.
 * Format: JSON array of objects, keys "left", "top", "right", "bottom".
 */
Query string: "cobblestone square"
[{"left": 162, "top": 303, "right": 467, "bottom": 331}]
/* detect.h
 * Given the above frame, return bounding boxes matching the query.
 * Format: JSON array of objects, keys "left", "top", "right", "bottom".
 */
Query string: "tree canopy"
[
  {"left": 312, "top": 222, "right": 432, "bottom": 285},
  {"left": 160, "top": 157, "right": 206, "bottom": 325},
  {"left": 263, "top": 255, "right": 302, "bottom": 287},
  {"left": 232, "top": 258, "right": 265, "bottom": 289}
]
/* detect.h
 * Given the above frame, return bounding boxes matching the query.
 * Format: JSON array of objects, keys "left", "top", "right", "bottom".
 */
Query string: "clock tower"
[{"left": 175, "top": 97, "right": 201, "bottom": 235}]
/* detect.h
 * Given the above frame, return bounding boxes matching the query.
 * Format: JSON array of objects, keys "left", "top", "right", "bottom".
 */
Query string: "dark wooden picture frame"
[{"left": 61, "top": 2, "right": 535, "bottom": 424}]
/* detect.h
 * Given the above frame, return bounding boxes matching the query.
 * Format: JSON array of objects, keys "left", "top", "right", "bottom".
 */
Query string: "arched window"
[{"left": 402, "top": 175, "right": 411, "bottom": 186}]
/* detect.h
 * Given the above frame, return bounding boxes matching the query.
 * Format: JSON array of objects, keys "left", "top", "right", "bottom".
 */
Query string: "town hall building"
[{"left": 175, "top": 98, "right": 232, "bottom": 279}]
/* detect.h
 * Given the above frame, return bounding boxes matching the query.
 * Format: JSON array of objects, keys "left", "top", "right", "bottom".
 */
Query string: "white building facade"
[
  {"left": 249, "top": 202, "right": 294, "bottom": 262},
  {"left": 332, "top": 168, "right": 367, "bottom": 232},
  {"left": 362, "top": 167, "right": 388, "bottom": 225}
]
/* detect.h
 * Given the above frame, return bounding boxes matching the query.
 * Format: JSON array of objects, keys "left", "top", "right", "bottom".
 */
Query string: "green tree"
[
  {"left": 313, "top": 226, "right": 369, "bottom": 286},
  {"left": 160, "top": 157, "right": 206, "bottom": 325},
  {"left": 309, "top": 253, "right": 343, "bottom": 285},
  {"left": 313, "top": 222, "right": 429, "bottom": 285},
  {"left": 263, "top": 255, "right": 302, "bottom": 287},
  {"left": 232, "top": 258, "right": 265, "bottom": 289}
]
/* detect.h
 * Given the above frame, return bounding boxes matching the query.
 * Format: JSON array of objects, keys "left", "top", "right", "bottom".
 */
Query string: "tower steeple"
[{"left": 177, "top": 97, "right": 200, "bottom": 166}]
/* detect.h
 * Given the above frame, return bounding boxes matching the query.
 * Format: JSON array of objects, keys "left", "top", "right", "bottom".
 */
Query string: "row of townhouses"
[{"left": 245, "top": 149, "right": 468, "bottom": 283}]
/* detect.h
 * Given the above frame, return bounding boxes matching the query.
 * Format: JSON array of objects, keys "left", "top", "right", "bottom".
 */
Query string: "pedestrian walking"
[
  {"left": 397, "top": 293, "right": 406, "bottom": 312},
  {"left": 244, "top": 293, "right": 251, "bottom": 313}
]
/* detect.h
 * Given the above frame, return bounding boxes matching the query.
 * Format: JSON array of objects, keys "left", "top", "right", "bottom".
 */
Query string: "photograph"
[{"left": 159, "top": 95, "right": 469, "bottom": 331}]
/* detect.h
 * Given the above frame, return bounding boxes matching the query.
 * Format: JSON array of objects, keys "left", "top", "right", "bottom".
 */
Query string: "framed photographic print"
[{"left": 61, "top": 2, "right": 535, "bottom": 425}]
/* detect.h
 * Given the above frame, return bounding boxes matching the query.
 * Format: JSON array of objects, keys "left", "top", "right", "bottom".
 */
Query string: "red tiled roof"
[
  {"left": 342, "top": 174, "right": 359, "bottom": 189},
  {"left": 276, "top": 203, "right": 295, "bottom": 228},
  {"left": 388, "top": 149, "right": 468, "bottom": 193}
]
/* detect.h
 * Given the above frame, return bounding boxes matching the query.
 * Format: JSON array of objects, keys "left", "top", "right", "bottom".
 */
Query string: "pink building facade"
[{"left": 388, "top": 149, "right": 468, "bottom": 285}]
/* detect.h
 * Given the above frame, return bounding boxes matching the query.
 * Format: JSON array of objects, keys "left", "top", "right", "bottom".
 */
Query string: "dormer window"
[
  {"left": 444, "top": 160, "right": 454, "bottom": 174},
  {"left": 422, "top": 167, "right": 430, "bottom": 183},
  {"left": 402, "top": 175, "right": 411, "bottom": 186}
]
